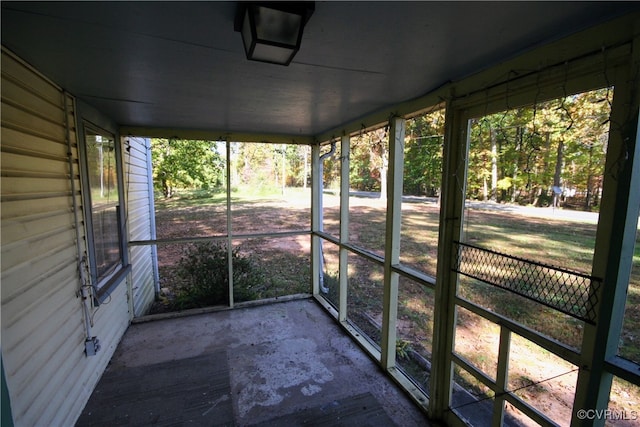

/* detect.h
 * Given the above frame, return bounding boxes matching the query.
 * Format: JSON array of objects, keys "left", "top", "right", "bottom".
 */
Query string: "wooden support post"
[
  {"left": 311, "top": 144, "right": 321, "bottom": 296},
  {"left": 492, "top": 326, "right": 511, "bottom": 426},
  {"left": 572, "top": 37, "right": 640, "bottom": 426},
  {"left": 381, "top": 117, "right": 405, "bottom": 369},
  {"left": 430, "top": 97, "right": 468, "bottom": 422},
  {"left": 226, "top": 139, "right": 234, "bottom": 308},
  {"left": 339, "top": 135, "right": 350, "bottom": 322}
]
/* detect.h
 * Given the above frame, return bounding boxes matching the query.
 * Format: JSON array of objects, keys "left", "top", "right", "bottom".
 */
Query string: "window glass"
[
  {"left": 231, "top": 142, "right": 310, "bottom": 235},
  {"left": 349, "top": 126, "right": 388, "bottom": 257},
  {"left": 396, "top": 276, "right": 435, "bottom": 395},
  {"left": 400, "top": 108, "right": 445, "bottom": 277},
  {"left": 618, "top": 226, "right": 640, "bottom": 364},
  {"left": 321, "top": 142, "right": 340, "bottom": 238},
  {"left": 347, "top": 252, "right": 384, "bottom": 350},
  {"left": 459, "top": 87, "right": 613, "bottom": 348},
  {"left": 85, "top": 126, "right": 122, "bottom": 284},
  {"left": 152, "top": 139, "right": 227, "bottom": 239},
  {"left": 608, "top": 376, "right": 640, "bottom": 426},
  {"left": 451, "top": 88, "right": 614, "bottom": 425},
  {"left": 319, "top": 239, "right": 340, "bottom": 308}
]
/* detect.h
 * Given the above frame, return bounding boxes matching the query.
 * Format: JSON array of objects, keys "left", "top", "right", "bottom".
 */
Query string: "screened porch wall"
[
  {"left": 310, "top": 22, "right": 640, "bottom": 427},
  {"left": 121, "top": 18, "right": 639, "bottom": 426}
]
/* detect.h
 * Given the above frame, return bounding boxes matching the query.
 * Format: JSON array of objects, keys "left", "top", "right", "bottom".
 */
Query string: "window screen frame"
[{"left": 79, "top": 120, "right": 130, "bottom": 303}]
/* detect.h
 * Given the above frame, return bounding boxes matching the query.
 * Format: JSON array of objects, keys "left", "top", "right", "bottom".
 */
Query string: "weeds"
[
  {"left": 396, "top": 339, "right": 413, "bottom": 360},
  {"left": 173, "top": 241, "right": 264, "bottom": 309}
]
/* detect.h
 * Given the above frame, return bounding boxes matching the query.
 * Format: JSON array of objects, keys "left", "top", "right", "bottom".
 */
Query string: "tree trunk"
[
  {"left": 491, "top": 128, "right": 498, "bottom": 201},
  {"left": 584, "top": 143, "right": 594, "bottom": 211},
  {"left": 380, "top": 148, "right": 388, "bottom": 201},
  {"left": 303, "top": 146, "right": 309, "bottom": 190},
  {"left": 162, "top": 178, "right": 172, "bottom": 198},
  {"left": 553, "top": 140, "right": 564, "bottom": 207},
  {"left": 534, "top": 132, "right": 551, "bottom": 206},
  {"left": 483, "top": 175, "right": 488, "bottom": 201},
  {"left": 510, "top": 127, "right": 522, "bottom": 203}
]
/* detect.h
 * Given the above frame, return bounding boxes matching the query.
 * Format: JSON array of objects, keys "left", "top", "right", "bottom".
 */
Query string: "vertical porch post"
[
  {"left": 339, "top": 134, "right": 350, "bottom": 321},
  {"left": 430, "top": 96, "right": 468, "bottom": 422},
  {"left": 145, "top": 139, "right": 160, "bottom": 297},
  {"left": 381, "top": 117, "right": 405, "bottom": 369},
  {"left": 311, "top": 143, "right": 321, "bottom": 295},
  {"left": 572, "top": 40, "right": 640, "bottom": 426},
  {"left": 226, "top": 139, "right": 234, "bottom": 308},
  {"left": 492, "top": 326, "right": 511, "bottom": 426}
]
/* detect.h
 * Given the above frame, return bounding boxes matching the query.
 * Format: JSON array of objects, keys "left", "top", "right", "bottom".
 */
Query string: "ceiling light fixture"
[{"left": 234, "top": 2, "right": 315, "bottom": 66}]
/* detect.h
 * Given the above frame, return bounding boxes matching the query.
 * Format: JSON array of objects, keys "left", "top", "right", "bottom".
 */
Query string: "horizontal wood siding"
[
  {"left": 125, "top": 136, "right": 157, "bottom": 316},
  {"left": 1, "top": 48, "right": 130, "bottom": 426}
]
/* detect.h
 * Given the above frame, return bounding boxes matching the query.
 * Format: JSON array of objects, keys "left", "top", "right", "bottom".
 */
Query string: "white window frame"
[{"left": 79, "top": 121, "right": 130, "bottom": 303}]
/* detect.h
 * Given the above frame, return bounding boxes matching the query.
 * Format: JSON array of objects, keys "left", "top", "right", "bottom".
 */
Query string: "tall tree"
[
  {"left": 151, "top": 138, "right": 224, "bottom": 198},
  {"left": 404, "top": 109, "right": 445, "bottom": 197},
  {"left": 466, "top": 87, "right": 611, "bottom": 209}
]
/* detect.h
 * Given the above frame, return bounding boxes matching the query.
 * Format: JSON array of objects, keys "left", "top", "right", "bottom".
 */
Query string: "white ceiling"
[{"left": 2, "top": 1, "right": 638, "bottom": 138}]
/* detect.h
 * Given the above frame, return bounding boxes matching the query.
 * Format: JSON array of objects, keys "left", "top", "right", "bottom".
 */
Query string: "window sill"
[{"left": 95, "top": 264, "right": 132, "bottom": 305}]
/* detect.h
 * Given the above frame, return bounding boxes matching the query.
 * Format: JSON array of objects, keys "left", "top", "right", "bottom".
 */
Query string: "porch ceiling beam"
[{"left": 120, "top": 126, "right": 315, "bottom": 145}]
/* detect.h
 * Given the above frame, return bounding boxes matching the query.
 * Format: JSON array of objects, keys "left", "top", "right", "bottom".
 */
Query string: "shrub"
[{"left": 174, "top": 241, "right": 264, "bottom": 309}]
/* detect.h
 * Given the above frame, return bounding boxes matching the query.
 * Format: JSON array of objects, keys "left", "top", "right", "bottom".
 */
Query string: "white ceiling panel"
[{"left": 2, "top": 1, "right": 638, "bottom": 137}]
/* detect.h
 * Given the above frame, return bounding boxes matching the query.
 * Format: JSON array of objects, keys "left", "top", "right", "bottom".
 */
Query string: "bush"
[{"left": 173, "top": 241, "right": 264, "bottom": 309}]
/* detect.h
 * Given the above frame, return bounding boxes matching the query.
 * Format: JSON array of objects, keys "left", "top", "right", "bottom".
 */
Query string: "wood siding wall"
[
  {"left": 125, "top": 136, "right": 158, "bottom": 316},
  {"left": 1, "top": 48, "right": 130, "bottom": 426}
]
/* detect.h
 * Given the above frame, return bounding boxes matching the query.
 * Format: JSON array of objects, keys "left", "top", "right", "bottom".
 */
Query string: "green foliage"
[
  {"left": 223, "top": 142, "right": 310, "bottom": 195},
  {"left": 149, "top": 90, "right": 610, "bottom": 211},
  {"left": 396, "top": 339, "right": 413, "bottom": 360},
  {"left": 403, "top": 109, "right": 445, "bottom": 197},
  {"left": 349, "top": 128, "right": 386, "bottom": 192},
  {"left": 496, "top": 177, "right": 513, "bottom": 191},
  {"left": 466, "top": 88, "right": 612, "bottom": 208},
  {"left": 173, "top": 242, "right": 264, "bottom": 309},
  {"left": 152, "top": 139, "right": 225, "bottom": 198}
]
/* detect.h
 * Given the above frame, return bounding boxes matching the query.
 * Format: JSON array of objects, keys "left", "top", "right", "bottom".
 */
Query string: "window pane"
[
  {"left": 152, "top": 241, "right": 230, "bottom": 312},
  {"left": 321, "top": 142, "right": 340, "bottom": 237},
  {"left": 91, "top": 206, "right": 120, "bottom": 280},
  {"left": 349, "top": 126, "right": 388, "bottom": 257},
  {"left": 319, "top": 239, "right": 340, "bottom": 308},
  {"left": 396, "top": 277, "right": 434, "bottom": 395},
  {"left": 459, "top": 87, "right": 612, "bottom": 348},
  {"left": 86, "top": 128, "right": 121, "bottom": 282},
  {"left": 400, "top": 108, "right": 445, "bottom": 277},
  {"left": 451, "top": 362, "right": 495, "bottom": 427},
  {"left": 503, "top": 404, "right": 539, "bottom": 427},
  {"left": 347, "top": 253, "right": 384, "bottom": 349},
  {"left": 231, "top": 142, "right": 310, "bottom": 235},
  {"left": 454, "top": 306, "right": 499, "bottom": 381},
  {"left": 618, "top": 226, "right": 640, "bottom": 363},
  {"left": 233, "top": 235, "right": 310, "bottom": 302},
  {"left": 152, "top": 139, "right": 227, "bottom": 239},
  {"left": 508, "top": 333, "right": 578, "bottom": 426},
  {"left": 608, "top": 376, "right": 640, "bottom": 426}
]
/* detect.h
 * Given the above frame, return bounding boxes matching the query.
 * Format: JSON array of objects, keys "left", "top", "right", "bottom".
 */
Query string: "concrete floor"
[{"left": 79, "top": 297, "right": 432, "bottom": 426}]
